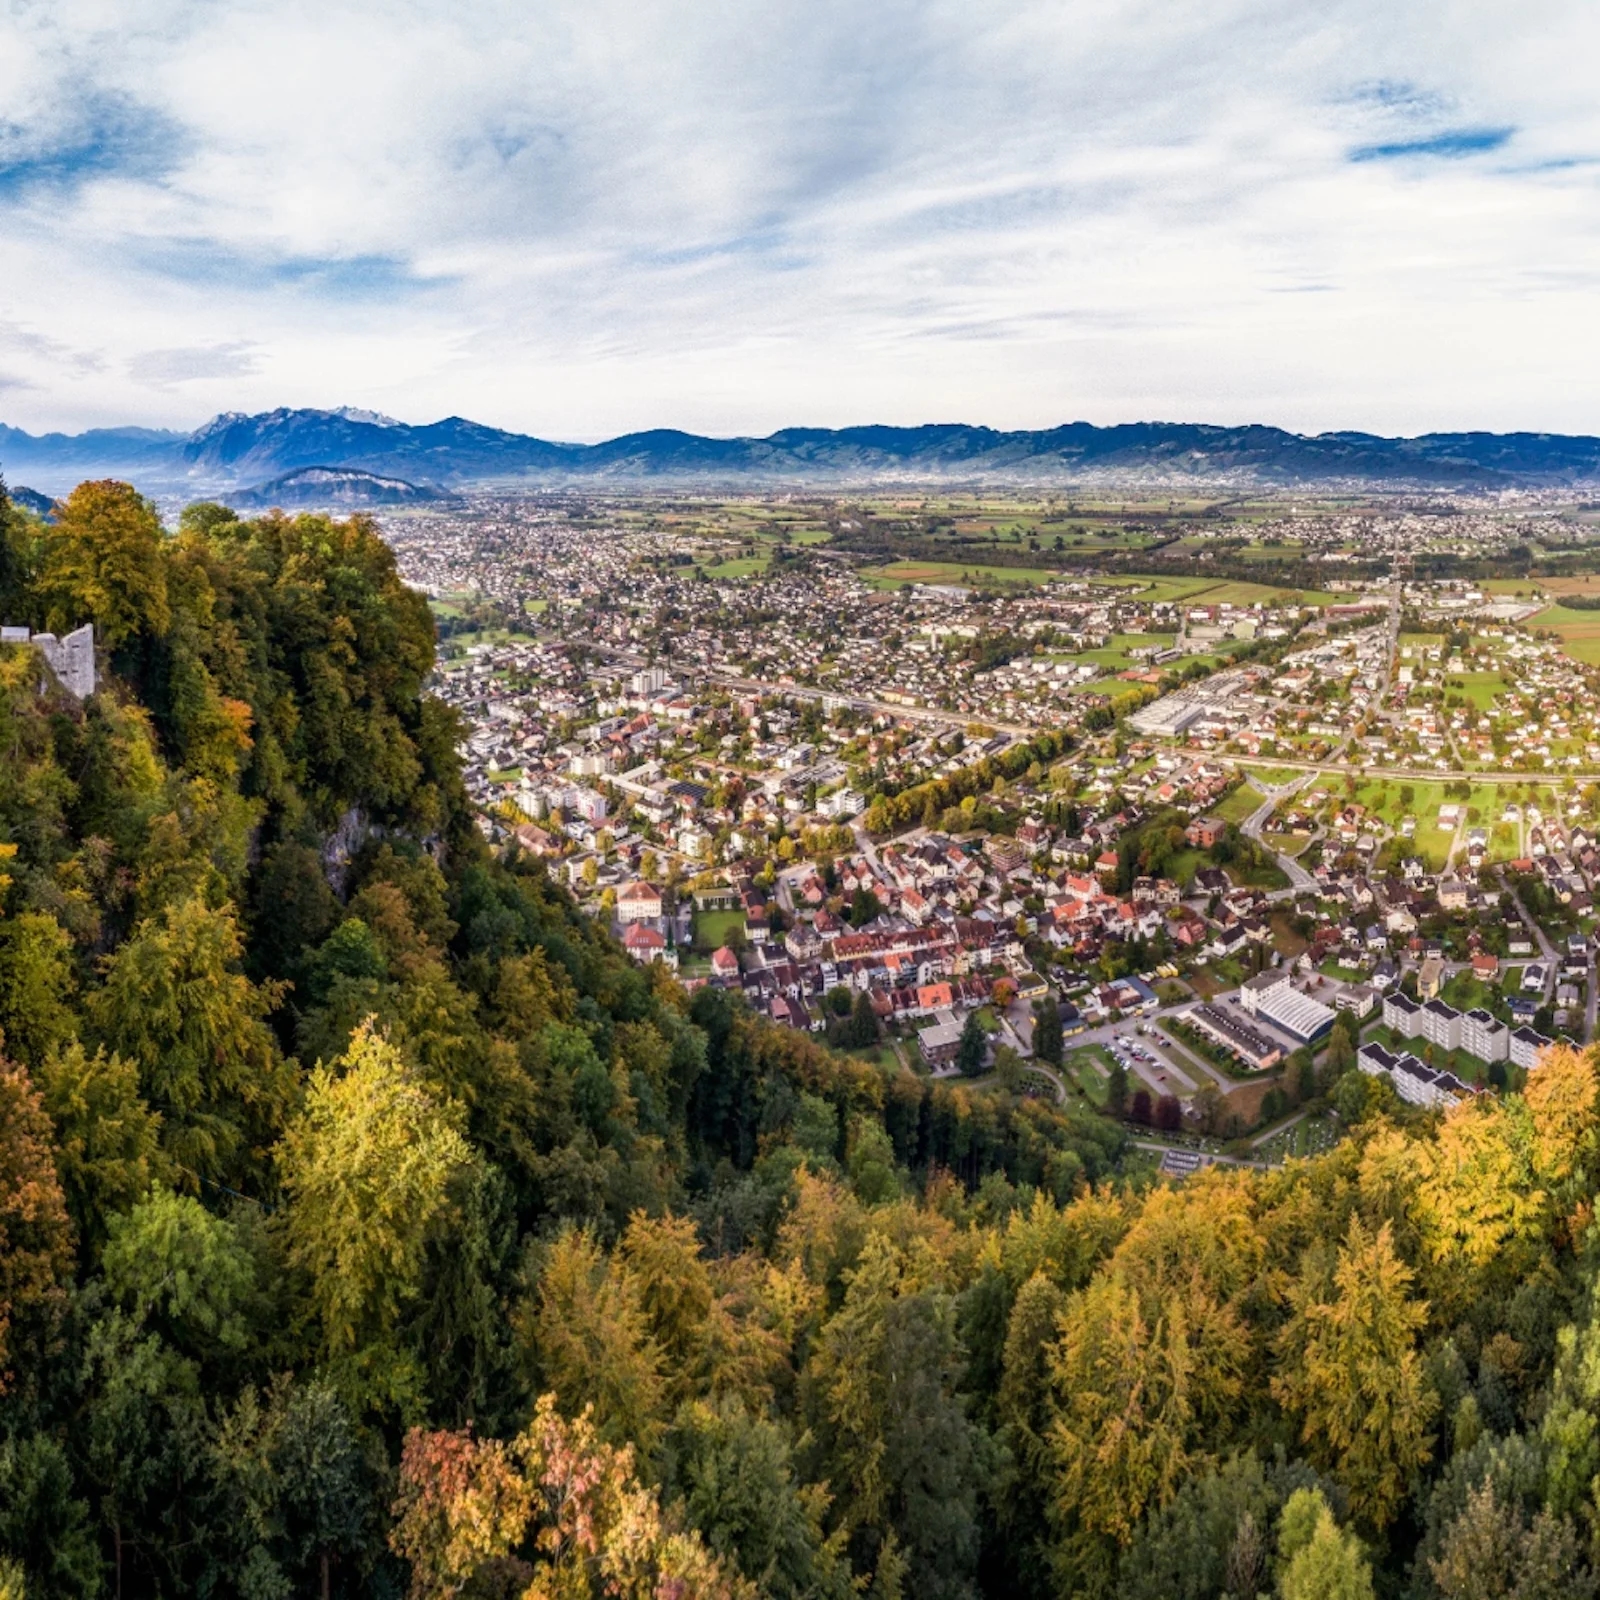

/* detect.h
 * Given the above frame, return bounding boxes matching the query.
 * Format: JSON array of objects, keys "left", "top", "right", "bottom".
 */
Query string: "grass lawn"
[
  {"left": 1215, "top": 783, "right": 1266, "bottom": 825},
  {"left": 1269, "top": 911, "right": 1309, "bottom": 959},
  {"left": 692, "top": 909, "right": 747, "bottom": 951},
  {"left": 1239, "top": 764, "right": 1306, "bottom": 788},
  {"left": 1186, "top": 956, "right": 1246, "bottom": 1000},
  {"left": 1449, "top": 671, "right": 1511, "bottom": 711},
  {"left": 1318, "top": 958, "right": 1367, "bottom": 982},
  {"left": 1346, "top": 777, "right": 1516, "bottom": 868},
  {"left": 1089, "top": 575, "right": 1343, "bottom": 607},
  {"left": 1064, "top": 1045, "right": 1117, "bottom": 1106},
  {"left": 1066, "top": 632, "right": 1178, "bottom": 670},
  {"left": 1234, "top": 858, "right": 1290, "bottom": 891}
]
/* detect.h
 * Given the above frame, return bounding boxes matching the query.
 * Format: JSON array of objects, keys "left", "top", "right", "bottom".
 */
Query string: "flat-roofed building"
[
  {"left": 1421, "top": 999, "right": 1462, "bottom": 1053},
  {"left": 1189, "top": 1005, "right": 1284, "bottom": 1071},
  {"left": 1510, "top": 1026, "right": 1553, "bottom": 1071},
  {"left": 1238, "top": 967, "right": 1292, "bottom": 1016},
  {"left": 1384, "top": 991, "right": 1422, "bottom": 1038},
  {"left": 1254, "top": 984, "right": 1337, "bottom": 1045},
  {"left": 1462, "top": 1008, "right": 1508, "bottom": 1063}
]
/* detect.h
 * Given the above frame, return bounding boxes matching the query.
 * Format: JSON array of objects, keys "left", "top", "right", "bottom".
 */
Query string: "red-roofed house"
[{"left": 621, "top": 924, "right": 675, "bottom": 968}]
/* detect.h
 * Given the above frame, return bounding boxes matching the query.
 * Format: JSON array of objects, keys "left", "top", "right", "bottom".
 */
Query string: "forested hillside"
[{"left": 6, "top": 481, "right": 1600, "bottom": 1600}]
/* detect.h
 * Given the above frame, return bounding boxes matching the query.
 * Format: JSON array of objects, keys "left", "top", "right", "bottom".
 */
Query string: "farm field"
[
  {"left": 703, "top": 555, "right": 771, "bottom": 579},
  {"left": 860, "top": 560, "right": 1065, "bottom": 589},
  {"left": 1534, "top": 576, "right": 1600, "bottom": 598},
  {"left": 1530, "top": 604, "right": 1600, "bottom": 665}
]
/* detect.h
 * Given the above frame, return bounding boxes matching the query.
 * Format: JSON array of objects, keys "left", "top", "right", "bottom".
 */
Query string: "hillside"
[
  {"left": 8, "top": 409, "right": 1600, "bottom": 494},
  {"left": 224, "top": 464, "right": 451, "bottom": 510},
  {"left": 5, "top": 479, "right": 1600, "bottom": 1600}
]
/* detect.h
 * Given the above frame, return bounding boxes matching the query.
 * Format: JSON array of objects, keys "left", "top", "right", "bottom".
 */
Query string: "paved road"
[
  {"left": 1239, "top": 772, "right": 1319, "bottom": 894},
  {"left": 1587, "top": 959, "right": 1597, "bottom": 1044}
]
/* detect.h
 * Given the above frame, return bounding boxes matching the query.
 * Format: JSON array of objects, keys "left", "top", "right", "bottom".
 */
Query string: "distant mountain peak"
[
  {"left": 7, "top": 406, "right": 1600, "bottom": 494},
  {"left": 330, "top": 406, "right": 403, "bottom": 428}
]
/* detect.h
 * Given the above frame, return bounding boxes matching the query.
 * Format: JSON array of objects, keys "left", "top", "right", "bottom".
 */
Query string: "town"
[{"left": 381, "top": 489, "right": 1600, "bottom": 1170}]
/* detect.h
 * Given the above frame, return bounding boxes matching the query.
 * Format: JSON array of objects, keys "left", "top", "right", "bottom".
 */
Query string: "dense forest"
[{"left": 5, "top": 481, "right": 1600, "bottom": 1600}]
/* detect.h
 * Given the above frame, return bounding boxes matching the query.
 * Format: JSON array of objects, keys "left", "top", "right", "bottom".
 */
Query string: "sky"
[{"left": 1, "top": 0, "right": 1598, "bottom": 441}]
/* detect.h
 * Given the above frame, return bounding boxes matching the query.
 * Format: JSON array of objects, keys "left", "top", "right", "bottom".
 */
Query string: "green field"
[
  {"left": 1449, "top": 670, "right": 1511, "bottom": 711},
  {"left": 1093, "top": 575, "right": 1225, "bottom": 603},
  {"left": 704, "top": 556, "right": 771, "bottom": 580},
  {"left": 1337, "top": 776, "right": 1523, "bottom": 869},
  {"left": 1064, "top": 1045, "right": 1116, "bottom": 1106},
  {"left": 1215, "top": 783, "right": 1266, "bottom": 825},
  {"left": 1063, "top": 633, "right": 1177, "bottom": 670},
  {"left": 1097, "top": 575, "right": 1345, "bottom": 607},
  {"left": 1194, "top": 580, "right": 1345, "bottom": 607},
  {"left": 692, "top": 909, "right": 747, "bottom": 950},
  {"left": 860, "top": 560, "right": 1065, "bottom": 589},
  {"left": 1240, "top": 764, "right": 1306, "bottom": 788},
  {"left": 1530, "top": 605, "right": 1600, "bottom": 666}
]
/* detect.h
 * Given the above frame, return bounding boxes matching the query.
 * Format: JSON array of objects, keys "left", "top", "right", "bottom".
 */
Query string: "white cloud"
[{"left": 0, "top": 0, "right": 1598, "bottom": 437}]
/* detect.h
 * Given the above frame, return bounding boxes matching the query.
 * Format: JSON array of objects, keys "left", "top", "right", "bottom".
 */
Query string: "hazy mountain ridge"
[
  {"left": 223, "top": 464, "right": 453, "bottom": 510},
  {"left": 6, "top": 407, "right": 1600, "bottom": 492}
]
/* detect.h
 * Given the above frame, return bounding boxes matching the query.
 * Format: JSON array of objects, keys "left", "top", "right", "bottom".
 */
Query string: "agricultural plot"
[
  {"left": 703, "top": 555, "right": 772, "bottom": 579},
  {"left": 1530, "top": 604, "right": 1600, "bottom": 666},
  {"left": 859, "top": 560, "right": 1065, "bottom": 589}
]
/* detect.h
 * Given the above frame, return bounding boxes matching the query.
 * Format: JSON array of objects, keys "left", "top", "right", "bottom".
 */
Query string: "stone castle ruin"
[{"left": 0, "top": 623, "right": 97, "bottom": 699}]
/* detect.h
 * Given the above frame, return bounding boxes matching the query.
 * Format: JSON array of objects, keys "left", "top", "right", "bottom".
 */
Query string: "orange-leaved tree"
[{"left": 391, "top": 1394, "right": 751, "bottom": 1600}]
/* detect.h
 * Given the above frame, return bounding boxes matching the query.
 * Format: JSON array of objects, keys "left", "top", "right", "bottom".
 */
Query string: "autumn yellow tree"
[
  {"left": 276, "top": 1022, "right": 473, "bottom": 1404},
  {"left": 1409, "top": 1097, "right": 1549, "bottom": 1301},
  {"left": 1272, "top": 1217, "right": 1436, "bottom": 1528},
  {"left": 1523, "top": 1042, "right": 1600, "bottom": 1194},
  {"left": 39, "top": 479, "right": 170, "bottom": 648},
  {"left": 521, "top": 1226, "right": 667, "bottom": 1456},
  {"left": 1046, "top": 1272, "right": 1204, "bottom": 1548}
]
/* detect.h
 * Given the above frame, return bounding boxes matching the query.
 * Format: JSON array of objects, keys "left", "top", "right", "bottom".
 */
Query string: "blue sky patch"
[{"left": 1349, "top": 127, "right": 1515, "bottom": 163}]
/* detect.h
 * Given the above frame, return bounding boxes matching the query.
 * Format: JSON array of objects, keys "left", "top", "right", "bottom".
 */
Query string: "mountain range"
[{"left": 6, "top": 406, "right": 1600, "bottom": 497}]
